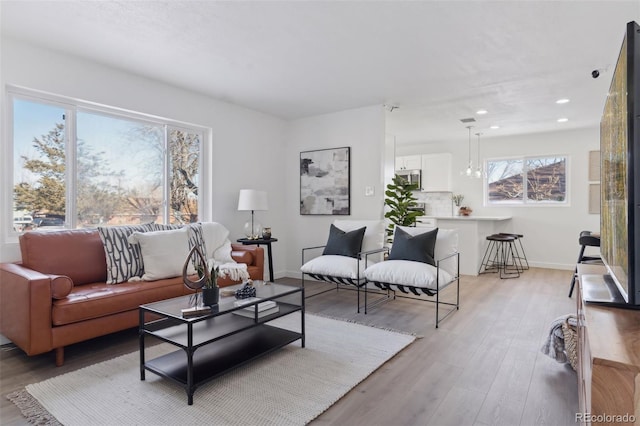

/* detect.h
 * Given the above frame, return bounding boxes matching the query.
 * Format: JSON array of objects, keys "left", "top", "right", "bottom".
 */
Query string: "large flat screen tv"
[{"left": 600, "top": 21, "right": 640, "bottom": 307}]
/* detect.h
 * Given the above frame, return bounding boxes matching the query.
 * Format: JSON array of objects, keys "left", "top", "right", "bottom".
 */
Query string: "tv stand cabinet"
[{"left": 576, "top": 264, "right": 640, "bottom": 425}]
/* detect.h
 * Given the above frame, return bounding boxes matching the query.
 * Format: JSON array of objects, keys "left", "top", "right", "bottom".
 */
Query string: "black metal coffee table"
[{"left": 139, "top": 281, "right": 305, "bottom": 405}]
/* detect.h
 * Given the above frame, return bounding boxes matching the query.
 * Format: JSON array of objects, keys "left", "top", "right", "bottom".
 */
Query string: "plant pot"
[{"left": 202, "top": 287, "right": 219, "bottom": 306}]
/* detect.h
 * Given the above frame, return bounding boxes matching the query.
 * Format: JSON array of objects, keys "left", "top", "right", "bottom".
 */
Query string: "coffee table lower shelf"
[{"left": 143, "top": 324, "right": 302, "bottom": 404}]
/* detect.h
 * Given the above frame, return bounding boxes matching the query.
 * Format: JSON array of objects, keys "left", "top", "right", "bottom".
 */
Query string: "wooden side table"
[{"left": 237, "top": 238, "right": 278, "bottom": 282}]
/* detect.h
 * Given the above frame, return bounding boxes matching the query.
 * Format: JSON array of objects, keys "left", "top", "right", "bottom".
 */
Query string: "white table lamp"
[{"left": 238, "top": 189, "right": 268, "bottom": 239}]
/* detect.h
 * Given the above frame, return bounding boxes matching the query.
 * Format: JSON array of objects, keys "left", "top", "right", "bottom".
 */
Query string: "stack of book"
[{"left": 232, "top": 298, "right": 279, "bottom": 318}]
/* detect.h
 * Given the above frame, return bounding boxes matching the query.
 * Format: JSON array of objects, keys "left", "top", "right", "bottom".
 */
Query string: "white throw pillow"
[
  {"left": 364, "top": 259, "right": 454, "bottom": 290},
  {"left": 300, "top": 255, "right": 370, "bottom": 280},
  {"left": 128, "top": 227, "right": 195, "bottom": 281},
  {"left": 397, "top": 226, "right": 459, "bottom": 277}
]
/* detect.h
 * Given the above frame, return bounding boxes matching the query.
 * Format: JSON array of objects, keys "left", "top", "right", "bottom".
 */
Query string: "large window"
[
  {"left": 10, "top": 90, "right": 206, "bottom": 234},
  {"left": 485, "top": 155, "right": 568, "bottom": 205}
]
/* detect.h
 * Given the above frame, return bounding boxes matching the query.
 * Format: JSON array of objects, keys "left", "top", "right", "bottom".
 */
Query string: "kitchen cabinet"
[
  {"left": 395, "top": 155, "right": 422, "bottom": 170},
  {"left": 421, "top": 153, "right": 452, "bottom": 192}
]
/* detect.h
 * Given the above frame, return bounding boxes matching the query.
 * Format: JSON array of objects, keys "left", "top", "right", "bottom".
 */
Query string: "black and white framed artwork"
[{"left": 300, "top": 147, "right": 350, "bottom": 215}]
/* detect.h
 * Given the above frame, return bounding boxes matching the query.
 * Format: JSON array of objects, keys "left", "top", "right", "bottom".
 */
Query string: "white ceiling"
[{"left": 2, "top": 1, "right": 639, "bottom": 144}]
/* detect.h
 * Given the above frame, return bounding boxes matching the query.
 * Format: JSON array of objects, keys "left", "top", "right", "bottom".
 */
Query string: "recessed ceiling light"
[
  {"left": 557, "top": 118, "right": 569, "bottom": 123},
  {"left": 476, "top": 109, "right": 488, "bottom": 115},
  {"left": 490, "top": 125, "right": 500, "bottom": 129},
  {"left": 556, "top": 98, "right": 570, "bottom": 104}
]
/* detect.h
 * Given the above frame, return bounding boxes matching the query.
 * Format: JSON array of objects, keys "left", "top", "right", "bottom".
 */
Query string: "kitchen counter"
[
  {"left": 422, "top": 215, "right": 512, "bottom": 221},
  {"left": 417, "top": 216, "right": 513, "bottom": 275}
]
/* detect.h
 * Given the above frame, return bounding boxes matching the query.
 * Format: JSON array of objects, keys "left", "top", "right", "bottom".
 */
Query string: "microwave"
[{"left": 395, "top": 169, "right": 422, "bottom": 189}]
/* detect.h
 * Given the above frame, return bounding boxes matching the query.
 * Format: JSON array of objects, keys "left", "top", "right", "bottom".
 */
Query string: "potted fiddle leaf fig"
[{"left": 384, "top": 175, "right": 422, "bottom": 242}]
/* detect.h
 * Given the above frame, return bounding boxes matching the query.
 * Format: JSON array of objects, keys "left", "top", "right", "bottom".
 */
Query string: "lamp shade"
[{"left": 237, "top": 189, "right": 268, "bottom": 211}]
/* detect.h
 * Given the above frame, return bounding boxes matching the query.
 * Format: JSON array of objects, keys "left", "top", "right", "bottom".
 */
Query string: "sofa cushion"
[
  {"left": 128, "top": 227, "right": 195, "bottom": 281},
  {"left": 364, "top": 259, "right": 454, "bottom": 290},
  {"left": 51, "top": 277, "right": 193, "bottom": 326},
  {"left": 98, "top": 224, "right": 155, "bottom": 284},
  {"left": 20, "top": 229, "right": 107, "bottom": 285},
  {"left": 300, "top": 255, "right": 368, "bottom": 280}
]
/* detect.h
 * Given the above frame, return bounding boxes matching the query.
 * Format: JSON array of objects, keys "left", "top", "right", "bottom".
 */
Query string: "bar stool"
[
  {"left": 568, "top": 230, "right": 601, "bottom": 297},
  {"left": 479, "top": 234, "right": 522, "bottom": 279},
  {"left": 498, "top": 233, "right": 529, "bottom": 270}
]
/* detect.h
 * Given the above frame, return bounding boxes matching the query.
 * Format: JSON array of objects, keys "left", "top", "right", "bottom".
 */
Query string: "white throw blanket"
[
  {"left": 202, "top": 222, "right": 250, "bottom": 282},
  {"left": 540, "top": 314, "right": 576, "bottom": 364},
  {"left": 201, "top": 222, "right": 235, "bottom": 263},
  {"left": 211, "top": 261, "right": 250, "bottom": 282}
]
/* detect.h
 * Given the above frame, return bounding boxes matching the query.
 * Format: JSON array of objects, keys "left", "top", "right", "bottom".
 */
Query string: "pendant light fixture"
[
  {"left": 463, "top": 125, "right": 474, "bottom": 177},
  {"left": 474, "top": 132, "right": 483, "bottom": 179}
]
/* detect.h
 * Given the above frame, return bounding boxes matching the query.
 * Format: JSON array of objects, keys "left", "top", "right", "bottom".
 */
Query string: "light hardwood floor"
[{"left": 0, "top": 268, "right": 578, "bottom": 425}]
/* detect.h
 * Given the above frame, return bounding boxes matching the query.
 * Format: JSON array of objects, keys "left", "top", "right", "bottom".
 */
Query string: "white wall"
[
  {"left": 0, "top": 38, "right": 289, "bottom": 276},
  {"left": 283, "top": 106, "right": 386, "bottom": 277},
  {"left": 396, "top": 126, "right": 601, "bottom": 269}
]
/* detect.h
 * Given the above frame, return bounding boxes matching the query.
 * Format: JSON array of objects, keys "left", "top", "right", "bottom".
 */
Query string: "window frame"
[
  {"left": 4, "top": 85, "right": 211, "bottom": 242},
  {"left": 484, "top": 153, "right": 571, "bottom": 207}
]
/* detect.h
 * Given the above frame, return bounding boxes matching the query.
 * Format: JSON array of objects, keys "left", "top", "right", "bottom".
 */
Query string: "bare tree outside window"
[
  {"left": 487, "top": 159, "right": 523, "bottom": 203},
  {"left": 78, "top": 112, "right": 164, "bottom": 226},
  {"left": 11, "top": 96, "right": 206, "bottom": 233},
  {"left": 486, "top": 156, "right": 567, "bottom": 205},
  {"left": 169, "top": 129, "right": 200, "bottom": 224},
  {"left": 526, "top": 157, "right": 566, "bottom": 202}
]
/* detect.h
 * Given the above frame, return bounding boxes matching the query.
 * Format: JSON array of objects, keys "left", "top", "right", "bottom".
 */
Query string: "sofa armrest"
[
  {"left": 216, "top": 244, "right": 264, "bottom": 285},
  {"left": 0, "top": 263, "right": 55, "bottom": 355},
  {"left": 230, "top": 244, "right": 265, "bottom": 270}
]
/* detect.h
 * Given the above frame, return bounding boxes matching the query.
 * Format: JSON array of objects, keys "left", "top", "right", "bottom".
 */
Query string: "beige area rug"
[{"left": 8, "top": 314, "right": 414, "bottom": 426}]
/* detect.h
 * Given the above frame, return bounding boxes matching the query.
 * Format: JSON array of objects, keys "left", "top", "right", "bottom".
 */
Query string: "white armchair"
[
  {"left": 300, "top": 219, "right": 385, "bottom": 313},
  {"left": 363, "top": 226, "right": 460, "bottom": 327}
]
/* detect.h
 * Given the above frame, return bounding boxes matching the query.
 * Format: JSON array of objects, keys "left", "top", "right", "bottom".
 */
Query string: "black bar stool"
[
  {"left": 568, "top": 231, "right": 601, "bottom": 297},
  {"left": 479, "top": 234, "right": 522, "bottom": 279},
  {"left": 498, "top": 233, "right": 529, "bottom": 270}
]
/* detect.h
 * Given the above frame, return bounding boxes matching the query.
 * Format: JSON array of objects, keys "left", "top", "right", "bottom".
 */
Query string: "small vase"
[
  {"left": 262, "top": 227, "right": 272, "bottom": 239},
  {"left": 202, "top": 287, "right": 219, "bottom": 306}
]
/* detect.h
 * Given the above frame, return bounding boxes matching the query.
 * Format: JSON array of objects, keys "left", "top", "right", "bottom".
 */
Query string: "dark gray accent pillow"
[
  {"left": 322, "top": 224, "right": 366, "bottom": 258},
  {"left": 389, "top": 227, "right": 438, "bottom": 266}
]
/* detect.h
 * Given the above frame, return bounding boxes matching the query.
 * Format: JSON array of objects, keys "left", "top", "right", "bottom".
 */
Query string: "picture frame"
[
  {"left": 589, "top": 183, "right": 601, "bottom": 214},
  {"left": 588, "top": 150, "right": 600, "bottom": 182},
  {"left": 300, "top": 147, "right": 350, "bottom": 215}
]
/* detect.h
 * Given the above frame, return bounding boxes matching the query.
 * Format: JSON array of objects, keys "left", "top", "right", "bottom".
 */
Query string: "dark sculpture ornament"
[{"left": 183, "top": 246, "right": 208, "bottom": 306}]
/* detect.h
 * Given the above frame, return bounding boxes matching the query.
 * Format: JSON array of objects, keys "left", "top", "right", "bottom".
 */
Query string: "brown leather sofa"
[{"left": 0, "top": 228, "right": 264, "bottom": 366}]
